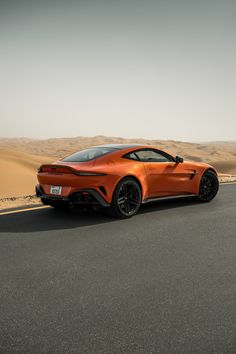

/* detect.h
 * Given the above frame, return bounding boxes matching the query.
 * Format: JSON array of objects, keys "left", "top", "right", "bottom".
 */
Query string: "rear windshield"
[{"left": 62, "top": 147, "right": 116, "bottom": 162}]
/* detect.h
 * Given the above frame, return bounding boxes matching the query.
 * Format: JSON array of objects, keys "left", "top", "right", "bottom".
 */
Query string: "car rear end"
[{"left": 36, "top": 162, "right": 115, "bottom": 208}]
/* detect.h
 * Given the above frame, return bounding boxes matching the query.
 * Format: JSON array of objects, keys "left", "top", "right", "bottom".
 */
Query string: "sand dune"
[
  {"left": 0, "top": 136, "right": 235, "bottom": 199},
  {"left": 208, "top": 161, "right": 236, "bottom": 175},
  {"left": 0, "top": 149, "right": 54, "bottom": 198},
  {"left": 1, "top": 136, "right": 235, "bottom": 163}
]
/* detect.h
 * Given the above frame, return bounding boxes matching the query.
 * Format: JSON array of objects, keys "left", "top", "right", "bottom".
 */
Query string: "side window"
[
  {"left": 123, "top": 152, "right": 139, "bottom": 161},
  {"left": 135, "top": 149, "right": 171, "bottom": 162}
]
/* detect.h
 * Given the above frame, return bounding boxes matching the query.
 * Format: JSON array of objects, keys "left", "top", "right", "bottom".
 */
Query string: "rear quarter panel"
[{"left": 93, "top": 157, "right": 148, "bottom": 202}]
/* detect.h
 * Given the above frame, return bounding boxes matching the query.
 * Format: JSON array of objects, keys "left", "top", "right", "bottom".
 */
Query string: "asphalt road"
[{"left": 0, "top": 184, "right": 235, "bottom": 354}]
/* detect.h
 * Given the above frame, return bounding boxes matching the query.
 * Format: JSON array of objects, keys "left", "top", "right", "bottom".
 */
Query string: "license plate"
[{"left": 50, "top": 186, "right": 62, "bottom": 195}]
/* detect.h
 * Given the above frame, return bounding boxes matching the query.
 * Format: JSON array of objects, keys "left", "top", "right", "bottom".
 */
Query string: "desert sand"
[
  {"left": 0, "top": 136, "right": 235, "bottom": 210},
  {"left": 0, "top": 149, "right": 54, "bottom": 198}
]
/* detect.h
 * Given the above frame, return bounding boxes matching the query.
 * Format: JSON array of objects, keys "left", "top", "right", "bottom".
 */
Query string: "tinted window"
[
  {"left": 63, "top": 147, "right": 116, "bottom": 162},
  {"left": 123, "top": 152, "right": 139, "bottom": 161},
  {"left": 135, "top": 149, "right": 171, "bottom": 162}
]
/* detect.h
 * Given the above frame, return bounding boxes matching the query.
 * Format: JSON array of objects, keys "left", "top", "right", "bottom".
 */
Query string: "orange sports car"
[{"left": 36, "top": 144, "right": 219, "bottom": 218}]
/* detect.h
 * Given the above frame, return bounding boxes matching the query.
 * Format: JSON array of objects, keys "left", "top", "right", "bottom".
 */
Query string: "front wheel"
[
  {"left": 110, "top": 178, "right": 142, "bottom": 218},
  {"left": 197, "top": 171, "right": 219, "bottom": 202}
]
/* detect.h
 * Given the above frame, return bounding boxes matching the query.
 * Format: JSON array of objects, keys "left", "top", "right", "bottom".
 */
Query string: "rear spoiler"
[{"left": 38, "top": 164, "right": 106, "bottom": 176}]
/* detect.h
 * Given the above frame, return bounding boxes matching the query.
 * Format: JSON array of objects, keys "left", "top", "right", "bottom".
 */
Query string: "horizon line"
[{"left": 0, "top": 135, "right": 235, "bottom": 144}]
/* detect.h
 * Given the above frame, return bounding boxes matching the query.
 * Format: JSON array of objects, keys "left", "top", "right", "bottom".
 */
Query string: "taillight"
[{"left": 39, "top": 165, "right": 73, "bottom": 173}]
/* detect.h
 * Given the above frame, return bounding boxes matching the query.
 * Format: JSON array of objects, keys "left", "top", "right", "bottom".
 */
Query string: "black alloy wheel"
[
  {"left": 110, "top": 178, "right": 142, "bottom": 218},
  {"left": 198, "top": 170, "right": 219, "bottom": 202}
]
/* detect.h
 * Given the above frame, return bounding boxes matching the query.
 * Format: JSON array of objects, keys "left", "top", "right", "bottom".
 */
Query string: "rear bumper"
[{"left": 35, "top": 185, "right": 110, "bottom": 207}]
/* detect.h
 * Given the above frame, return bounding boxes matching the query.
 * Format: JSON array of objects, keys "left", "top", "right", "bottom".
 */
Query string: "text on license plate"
[{"left": 50, "top": 186, "right": 62, "bottom": 195}]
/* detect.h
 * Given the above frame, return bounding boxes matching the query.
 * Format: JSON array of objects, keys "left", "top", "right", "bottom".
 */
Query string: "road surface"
[{"left": 0, "top": 184, "right": 235, "bottom": 353}]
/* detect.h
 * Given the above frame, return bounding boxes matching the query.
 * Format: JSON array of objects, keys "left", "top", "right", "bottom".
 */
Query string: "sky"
[{"left": 0, "top": 0, "right": 235, "bottom": 141}]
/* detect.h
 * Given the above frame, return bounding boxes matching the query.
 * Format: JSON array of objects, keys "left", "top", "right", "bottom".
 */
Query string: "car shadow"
[
  {"left": 0, "top": 207, "right": 115, "bottom": 233},
  {"left": 0, "top": 197, "right": 200, "bottom": 234}
]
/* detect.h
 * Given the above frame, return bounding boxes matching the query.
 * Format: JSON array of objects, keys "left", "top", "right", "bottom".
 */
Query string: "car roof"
[
  {"left": 90, "top": 144, "right": 175, "bottom": 160},
  {"left": 92, "top": 144, "right": 148, "bottom": 150}
]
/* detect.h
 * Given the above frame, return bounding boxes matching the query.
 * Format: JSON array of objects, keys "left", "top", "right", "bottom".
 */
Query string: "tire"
[
  {"left": 110, "top": 177, "right": 142, "bottom": 218},
  {"left": 197, "top": 170, "right": 219, "bottom": 202}
]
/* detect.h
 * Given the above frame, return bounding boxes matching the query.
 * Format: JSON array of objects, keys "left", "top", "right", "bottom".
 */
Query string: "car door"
[{"left": 135, "top": 149, "right": 196, "bottom": 198}]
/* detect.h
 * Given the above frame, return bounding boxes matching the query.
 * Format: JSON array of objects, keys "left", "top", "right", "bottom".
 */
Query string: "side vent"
[{"left": 99, "top": 186, "right": 107, "bottom": 196}]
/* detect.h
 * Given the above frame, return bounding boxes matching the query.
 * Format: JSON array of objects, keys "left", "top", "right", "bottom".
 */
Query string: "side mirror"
[{"left": 175, "top": 155, "right": 184, "bottom": 163}]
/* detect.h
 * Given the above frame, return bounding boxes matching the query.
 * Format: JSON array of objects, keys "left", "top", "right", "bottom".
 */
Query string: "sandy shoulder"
[
  {"left": 218, "top": 175, "right": 236, "bottom": 183},
  {"left": 0, "top": 196, "right": 41, "bottom": 211}
]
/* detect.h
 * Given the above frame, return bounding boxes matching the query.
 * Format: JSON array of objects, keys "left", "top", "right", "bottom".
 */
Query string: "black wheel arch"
[
  {"left": 200, "top": 167, "right": 218, "bottom": 180},
  {"left": 205, "top": 167, "right": 218, "bottom": 175}
]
